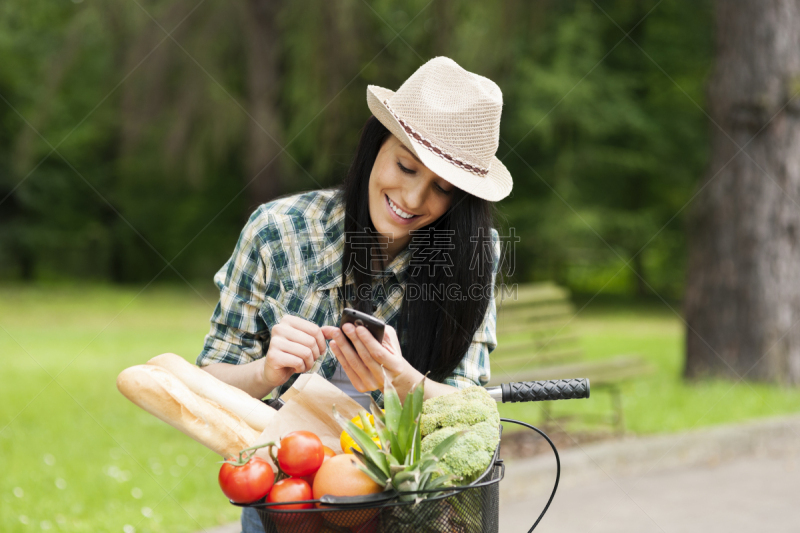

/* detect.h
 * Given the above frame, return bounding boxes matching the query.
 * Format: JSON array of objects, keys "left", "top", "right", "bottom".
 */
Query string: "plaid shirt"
[{"left": 197, "top": 189, "right": 498, "bottom": 406}]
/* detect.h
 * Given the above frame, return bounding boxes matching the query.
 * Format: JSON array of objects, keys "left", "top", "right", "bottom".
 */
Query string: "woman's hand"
[
  {"left": 321, "top": 324, "right": 422, "bottom": 397},
  {"left": 263, "top": 315, "right": 327, "bottom": 390}
]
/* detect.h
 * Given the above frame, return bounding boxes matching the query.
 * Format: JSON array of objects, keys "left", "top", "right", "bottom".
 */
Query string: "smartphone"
[
  {"left": 304, "top": 309, "right": 386, "bottom": 376},
  {"left": 340, "top": 308, "right": 385, "bottom": 344}
]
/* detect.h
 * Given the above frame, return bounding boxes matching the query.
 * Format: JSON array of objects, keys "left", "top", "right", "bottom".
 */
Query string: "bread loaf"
[
  {"left": 147, "top": 353, "right": 276, "bottom": 432},
  {"left": 116, "top": 365, "right": 259, "bottom": 458}
]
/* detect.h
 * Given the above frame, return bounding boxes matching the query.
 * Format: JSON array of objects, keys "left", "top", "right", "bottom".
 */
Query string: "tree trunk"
[
  {"left": 242, "top": 0, "right": 284, "bottom": 209},
  {"left": 684, "top": 0, "right": 800, "bottom": 383}
]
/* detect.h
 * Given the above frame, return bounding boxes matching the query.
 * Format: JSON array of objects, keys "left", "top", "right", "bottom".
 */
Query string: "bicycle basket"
[{"left": 238, "top": 429, "right": 505, "bottom": 533}]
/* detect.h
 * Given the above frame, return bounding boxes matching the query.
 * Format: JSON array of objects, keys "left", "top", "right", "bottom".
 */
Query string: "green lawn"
[
  {"left": 0, "top": 284, "right": 238, "bottom": 533},
  {"left": 2, "top": 285, "right": 800, "bottom": 533}
]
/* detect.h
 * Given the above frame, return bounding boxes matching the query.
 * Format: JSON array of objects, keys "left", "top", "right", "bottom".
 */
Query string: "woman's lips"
[{"left": 385, "top": 194, "right": 419, "bottom": 225}]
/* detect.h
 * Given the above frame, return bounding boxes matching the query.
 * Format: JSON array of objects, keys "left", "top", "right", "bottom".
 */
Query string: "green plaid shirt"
[{"left": 197, "top": 189, "right": 498, "bottom": 405}]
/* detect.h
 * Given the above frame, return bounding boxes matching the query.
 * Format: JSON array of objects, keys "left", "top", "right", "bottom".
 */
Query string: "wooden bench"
[{"left": 489, "top": 282, "right": 653, "bottom": 433}]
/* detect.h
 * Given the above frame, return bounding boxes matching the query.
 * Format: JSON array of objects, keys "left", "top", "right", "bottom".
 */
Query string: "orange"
[
  {"left": 300, "top": 445, "right": 337, "bottom": 486},
  {"left": 313, "top": 454, "right": 383, "bottom": 527}
]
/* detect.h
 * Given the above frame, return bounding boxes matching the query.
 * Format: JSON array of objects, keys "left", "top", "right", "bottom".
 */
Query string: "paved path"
[
  {"left": 500, "top": 450, "right": 800, "bottom": 532},
  {"left": 499, "top": 415, "right": 800, "bottom": 533}
]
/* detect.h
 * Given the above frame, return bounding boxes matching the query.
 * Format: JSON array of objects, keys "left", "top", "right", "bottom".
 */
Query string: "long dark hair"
[{"left": 340, "top": 116, "right": 496, "bottom": 382}]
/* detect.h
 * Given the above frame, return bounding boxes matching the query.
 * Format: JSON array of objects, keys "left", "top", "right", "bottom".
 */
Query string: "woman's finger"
[
  {"left": 268, "top": 347, "right": 309, "bottom": 374},
  {"left": 274, "top": 325, "right": 321, "bottom": 359},
  {"left": 343, "top": 324, "right": 383, "bottom": 372},
  {"left": 331, "top": 340, "right": 372, "bottom": 393},
  {"left": 356, "top": 325, "right": 389, "bottom": 361},
  {"left": 355, "top": 326, "right": 396, "bottom": 370},
  {"left": 383, "top": 324, "right": 399, "bottom": 342},
  {"left": 331, "top": 328, "right": 376, "bottom": 388},
  {"left": 357, "top": 325, "right": 407, "bottom": 378},
  {"left": 320, "top": 325, "right": 339, "bottom": 340},
  {"left": 282, "top": 315, "right": 327, "bottom": 355},
  {"left": 270, "top": 336, "right": 315, "bottom": 372},
  {"left": 330, "top": 340, "right": 359, "bottom": 388},
  {"left": 379, "top": 324, "right": 401, "bottom": 352},
  {"left": 344, "top": 325, "right": 388, "bottom": 387}
]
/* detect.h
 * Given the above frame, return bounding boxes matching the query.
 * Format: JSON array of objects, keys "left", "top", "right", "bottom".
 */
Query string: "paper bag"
[{"left": 254, "top": 374, "right": 365, "bottom": 460}]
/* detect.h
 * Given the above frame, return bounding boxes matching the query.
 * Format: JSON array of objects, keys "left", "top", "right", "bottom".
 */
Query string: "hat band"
[{"left": 383, "top": 99, "right": 490, "bottom": 177}]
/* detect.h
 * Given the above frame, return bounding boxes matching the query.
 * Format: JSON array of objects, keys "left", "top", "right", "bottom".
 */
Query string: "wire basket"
[
  {"left": 238, "top": 430, "right": 505, "bottom": 533},
  {"left": 239, "top": 379, "right": 590, "bottom": 532}
]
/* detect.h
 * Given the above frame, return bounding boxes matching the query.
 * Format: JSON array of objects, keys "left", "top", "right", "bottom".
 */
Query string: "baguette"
[
  {"left": 117, "top": 365, "right": 259, "bottom": 458},
  {"left": 147, "top": 353, "right": 276, "bottom": 433}
]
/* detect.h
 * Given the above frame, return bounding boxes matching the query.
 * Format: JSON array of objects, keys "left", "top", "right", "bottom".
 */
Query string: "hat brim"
[{"left": 367, "top": 85, "right": 513, "bottom": 202}]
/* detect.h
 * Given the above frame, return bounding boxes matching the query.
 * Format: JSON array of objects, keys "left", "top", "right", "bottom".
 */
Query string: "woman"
[{"left": 198, "top": 57, "right": 512, "bottom": 529}]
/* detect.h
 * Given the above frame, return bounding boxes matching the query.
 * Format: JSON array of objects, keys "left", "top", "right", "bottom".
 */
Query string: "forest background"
[{"left": 0, "top": 0, "right": 711, "bottom": 299}]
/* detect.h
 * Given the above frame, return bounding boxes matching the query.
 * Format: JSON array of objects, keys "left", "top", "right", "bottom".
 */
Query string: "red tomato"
[
  {"left": 277, "top": 431, "right": 324, "bottom": 477},
  {"left": 299, "top": 445, "right": 337, "bottom": 486},
  {"left": 218, "top": 456, "right": 275, "bottom": 504},
  {"left": 267, "top": 478, "right": 314, "bottom": 510}
]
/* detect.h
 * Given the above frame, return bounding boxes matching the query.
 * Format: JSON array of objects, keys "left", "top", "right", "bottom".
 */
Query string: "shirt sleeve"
[
  {"left": 443, "top": 228, "right": 500, "bottom": 389},
  {"left": 197, "top": 210, "right": 273, "bottom": 367}
]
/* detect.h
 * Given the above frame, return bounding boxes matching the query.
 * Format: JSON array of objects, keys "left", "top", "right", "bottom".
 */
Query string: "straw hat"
[{"left": 367, "top": 56, "right": 512, "bottom": 202}]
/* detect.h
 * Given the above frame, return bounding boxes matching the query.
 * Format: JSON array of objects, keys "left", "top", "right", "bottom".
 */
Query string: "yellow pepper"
[{"left": 340, "top": 411, "right": 382, "bottom": 454}]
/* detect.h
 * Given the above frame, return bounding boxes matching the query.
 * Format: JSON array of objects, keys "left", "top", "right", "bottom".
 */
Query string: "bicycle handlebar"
[
  {"left": 266, "top": 378, "right": 590, "bottom": 410},
  {"left": 487, "top": 378, "right": 590, "bottom": 403}
]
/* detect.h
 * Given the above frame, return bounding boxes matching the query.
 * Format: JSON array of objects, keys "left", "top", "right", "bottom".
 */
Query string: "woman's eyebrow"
[{"left": 398, "top": 144, "right": 423, "bottom": 165}]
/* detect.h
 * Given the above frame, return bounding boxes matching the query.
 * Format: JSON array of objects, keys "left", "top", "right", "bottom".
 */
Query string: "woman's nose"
[{"left": 403, "top": 181, "right": 428, "bottom": 210}]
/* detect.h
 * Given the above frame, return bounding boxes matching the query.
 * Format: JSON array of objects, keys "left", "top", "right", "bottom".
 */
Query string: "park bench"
[{"left": 489, "top": 282, "right": 653, "bottom": 433}]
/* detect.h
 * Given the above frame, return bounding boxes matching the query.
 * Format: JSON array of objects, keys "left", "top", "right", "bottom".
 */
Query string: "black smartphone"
[{"left": 340, "top": 308, "right": 385, "bottom": 344}]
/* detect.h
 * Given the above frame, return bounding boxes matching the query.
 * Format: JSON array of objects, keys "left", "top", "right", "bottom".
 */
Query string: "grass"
[
  {"left": 496, "top": 297, "right": 800, "bottom": 434},
  {"left": 2, "top": 285, "right": 800, "bottom": 532},
  {"left": 0, "top": 284, "right": 238, "bottom": 533}
]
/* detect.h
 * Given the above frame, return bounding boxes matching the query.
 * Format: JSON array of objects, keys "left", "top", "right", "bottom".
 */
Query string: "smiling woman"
[
  {"left": 198, "top": 56, "right": 513, "bottom": 399},
  {"left": 197, "top": 55, "right": 513, "bottom": 533},
  {"left": 336, "top": 112, "right": 500, "bottom": 402},
  {"left": 368, "top": 137, "right": 456, "bottom": 260}
]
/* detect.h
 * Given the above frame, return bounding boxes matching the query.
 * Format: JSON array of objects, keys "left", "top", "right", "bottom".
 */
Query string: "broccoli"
[
  {"left": 420, "top": 386, "right": 500, "bottom": 483},
  {"left": 420, "top": 385, "right": 500, "bottom": 435}
]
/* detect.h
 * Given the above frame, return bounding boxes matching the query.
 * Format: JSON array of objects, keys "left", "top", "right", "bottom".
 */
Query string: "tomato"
[
  {"left": 267, "top": 478, "right": 314, "bottom": 510},
  {"left": 299, "top": 446, "right": 337, "bottom": 486},
  {"left": 278, "top": 431, "right": 324, "bottom": 477},
  {"left": 218, "top": 455, "right": 275, "bottom": 504}
]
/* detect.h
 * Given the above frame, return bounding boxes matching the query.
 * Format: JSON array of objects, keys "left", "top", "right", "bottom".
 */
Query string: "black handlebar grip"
[{"left": 501, "top": 378, "right": 590, "bottom": 403}]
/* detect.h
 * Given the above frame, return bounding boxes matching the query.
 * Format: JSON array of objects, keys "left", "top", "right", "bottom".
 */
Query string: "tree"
[
  {"left": 241, "top": 0, "right": 284, "bottom": 209},
  {"left": 0, "top": 0, "right": 714, "bottom": 288},
  {"left": 684, "top": 0, "right": 800, "bottom": 383}
]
